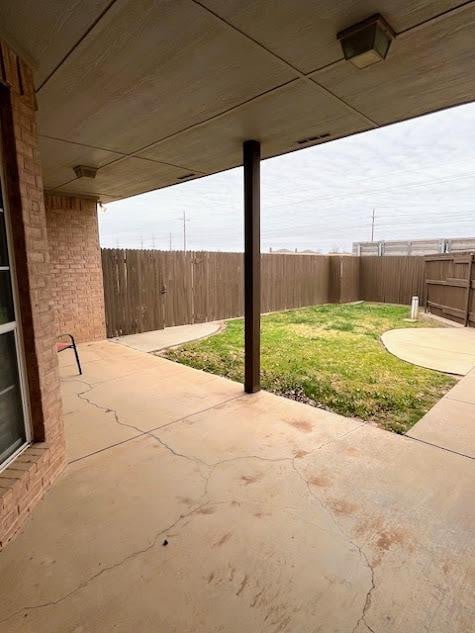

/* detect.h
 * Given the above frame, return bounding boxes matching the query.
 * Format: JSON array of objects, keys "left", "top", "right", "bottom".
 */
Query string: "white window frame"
[{"left": 0, "top": 122, "right": 32, "bottom": 472}]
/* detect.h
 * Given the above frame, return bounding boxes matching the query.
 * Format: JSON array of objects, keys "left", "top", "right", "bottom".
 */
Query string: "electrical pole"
[
  {"left": 151, "top": 233, "right": 156, "bottom": 249},
  {"left": 183, "top": 211, "right": 187, "bottom": 253},
  {"left": 169, "top": 232, "right": 172, "bottom": 251},
  {"left": 182, "top": 211, "right": 191, "bottom": 253},
  {"left": 140, "top": 235, "right": 144, "bottom": 249},
  {"left": 370, "top": 208, "right": 376, "bottom": 242}
]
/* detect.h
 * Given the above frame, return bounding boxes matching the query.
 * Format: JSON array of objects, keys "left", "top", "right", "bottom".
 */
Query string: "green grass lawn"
[{"left": 163, "top": 303, "right": 456, "bottom": 433}]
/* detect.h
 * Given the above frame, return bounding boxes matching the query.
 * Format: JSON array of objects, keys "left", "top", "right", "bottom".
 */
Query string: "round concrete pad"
[{"left": 381, "top": 327, "right": 475, "bottom": 375}]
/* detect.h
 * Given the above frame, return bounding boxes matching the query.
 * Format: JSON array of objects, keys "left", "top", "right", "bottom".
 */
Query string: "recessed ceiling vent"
[
  {"left": 73, "top": 165, "right": 98, "bottom": 179},
  {"left": 296, "top": 133, "right": 331, "bottom": 145},
  {"left": 337, "top": 14, "right": 395, "bottom": 69}
]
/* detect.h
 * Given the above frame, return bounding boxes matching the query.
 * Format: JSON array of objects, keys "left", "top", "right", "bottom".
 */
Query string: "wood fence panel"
[
  {"left": 261, "top": 254, "right": 329, "bottom": 313},
  {"left": 328, "top": 256, "right": 359, "bottom": 303},
  {"left": 360, "top": 256, "right": 425, "bottom": 305},
  {"left": 159, "top": 251, "right": 192, "bottom": 327},
  {"left": 192, "top": 251, "right": 208, "bottom": 325},
  {"left": 214, "top": 251, "right": 243, "bottom": 319},
  {"left": 340, "top": 257, "right": 360, "bottom": 303},
  {"left": 101, "top": 249, "right": 166, "bottom": 336},
  {"left": 425, "top": 253, "right": 475, "bottom": 326},
  {"left": 102, "top": 250, "right": 429, "bottom": 336}
]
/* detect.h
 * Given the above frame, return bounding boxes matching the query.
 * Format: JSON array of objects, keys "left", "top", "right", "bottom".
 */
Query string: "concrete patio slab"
[
  {"left": 0, "top": 342, "right": 473, "bottom": 633},
  {"left": 442, "top": 367, "right": 475, "bottom": 404},
  {"left": 114, "top": 321, "right": 223, "bottom": 353},
  {"left": 381, "top": 327, "right": 475, "bottom": 375},
  {"left": 408, "top": 367, "right": 475, "bottom": 458}
]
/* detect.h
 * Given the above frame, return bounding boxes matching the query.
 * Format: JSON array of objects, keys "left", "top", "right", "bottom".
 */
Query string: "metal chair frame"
[{"left": 56, "top": 334, "right": 82, "bottom": 375}]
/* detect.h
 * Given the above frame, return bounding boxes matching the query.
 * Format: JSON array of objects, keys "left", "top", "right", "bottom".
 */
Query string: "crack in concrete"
[
  {"left": 65, "top": 376, "right": 377, "bottom": 631},
  {"left": 0, "top": 500, "right": 221, "bottom": 625},
  {"left": 288, "top": 434, "right": 378, "bottom": 633},
  {"left": 67, "top": 376, "right": 243, "bottom": 466},
  {"left": 350, "top": 549, "right": 377, "bottom": 633},
  {"left": 295, "top": 461, "right": 378, "bottom": 633},
  {"left": 147, "top": 393, "right": 244, "bottom": 433},
  {"left": 150, "top": 431, "right": 212, "bottom": 471}
]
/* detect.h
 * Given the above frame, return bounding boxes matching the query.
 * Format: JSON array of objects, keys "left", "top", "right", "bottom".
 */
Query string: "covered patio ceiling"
[{"left": 0, "top": 0, "right": 474, "bottom": 202}]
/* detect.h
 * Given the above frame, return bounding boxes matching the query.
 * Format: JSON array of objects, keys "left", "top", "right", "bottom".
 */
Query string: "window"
[{"left": 0, "top": 128, "right": 30, "bottom": 468}]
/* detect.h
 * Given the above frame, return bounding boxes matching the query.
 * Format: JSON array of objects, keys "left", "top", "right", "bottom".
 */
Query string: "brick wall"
[
  {"left": 45, "top": 193, "right": 106, "bottom": 343},
  {"left": 0, "top": 40, "right": 66, "bottom": 548}
]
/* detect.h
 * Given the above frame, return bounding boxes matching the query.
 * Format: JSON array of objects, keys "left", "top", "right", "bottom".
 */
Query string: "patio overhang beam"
[{"left": 243, "top": 140, "right": 261, "bottom": 394}]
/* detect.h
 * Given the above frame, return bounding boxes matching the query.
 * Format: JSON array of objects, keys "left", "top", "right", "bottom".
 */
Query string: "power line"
[{"left": 266, "top": 170, "right": 475, "bottom": 210}]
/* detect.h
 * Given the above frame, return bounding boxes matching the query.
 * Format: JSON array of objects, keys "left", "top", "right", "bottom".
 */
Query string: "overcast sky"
[{"left": 99, "top": 102, "right": 475, "bottom": 253}]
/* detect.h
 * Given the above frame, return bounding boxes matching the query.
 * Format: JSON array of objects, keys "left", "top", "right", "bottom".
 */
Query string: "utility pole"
[
  {"left": 151, "top": 233, "right": 156, "bottom": 249},
  {"left": 140, "top": 234, "right": 144, "bottom": 249},
  {"left": 182, "top": 211, "right": 190, "bottom": 253},
  {"left": 370, "top": 208, "right": 376, "bottom": 242},
  {"left": 169, "top": 232, "right": 172, "bottom": 251},
  {"left": 183, "top": 211, "right": 186, "bottom": 253}
]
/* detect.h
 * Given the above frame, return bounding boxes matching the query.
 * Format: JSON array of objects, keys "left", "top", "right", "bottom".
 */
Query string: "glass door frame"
[{"left": 0, "top": 120, "right": 32, "bottom": 471}]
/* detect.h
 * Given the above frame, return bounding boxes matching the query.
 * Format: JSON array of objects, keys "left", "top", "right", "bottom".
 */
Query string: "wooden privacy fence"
[
  {"left": 101, "top": 249, "right": 426, "bottom": 337},
  {"left": 360, "top": 256, "right": 426, "bottom": 305},
  {"left": 102, "top": 250, "right": 346, "bottom": 337},
  {"left": 425, "top": 253, "right": 475, "bottom": 326}
]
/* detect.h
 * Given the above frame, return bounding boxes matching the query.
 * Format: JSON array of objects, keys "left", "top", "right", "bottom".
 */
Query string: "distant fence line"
[
  {"left": 353, "top": 237, "right": 475, "bottom": 256},
  {"left": 101, "top": 249, "right": 425, "bottom": 337}
]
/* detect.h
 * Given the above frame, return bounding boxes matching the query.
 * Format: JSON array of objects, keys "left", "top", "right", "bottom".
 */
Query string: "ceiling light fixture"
[
  {"left": 337, "top": 14, "right": 395, "bottom": 69},
  {"left": 73, "top": 165, "right": 98, "bottom": 179}
]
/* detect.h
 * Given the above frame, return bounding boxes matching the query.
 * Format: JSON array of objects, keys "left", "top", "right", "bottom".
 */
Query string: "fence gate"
[
  {"left": 425, "top": 253, "right": 475, "bottom": 326},
  {"left": 102, "top": 249, "right": 166, "bottom": 337}
]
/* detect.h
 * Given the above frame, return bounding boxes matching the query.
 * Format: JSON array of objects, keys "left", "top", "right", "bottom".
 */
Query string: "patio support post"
[{"left": 243, "top": 140, "right": 261, "bottom": 393}]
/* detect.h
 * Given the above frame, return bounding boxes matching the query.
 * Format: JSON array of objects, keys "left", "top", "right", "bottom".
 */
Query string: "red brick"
[
  {"left": 45, "top": 192, "right": 106, "bottom": 343},
  {"left": 0, "top": 39, "right": 65, "bottom": 549}
]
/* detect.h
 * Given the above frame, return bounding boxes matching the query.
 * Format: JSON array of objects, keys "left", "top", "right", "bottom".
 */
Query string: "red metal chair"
[{"left": 56, "top": 334, "right": 82, "bottom": 375}]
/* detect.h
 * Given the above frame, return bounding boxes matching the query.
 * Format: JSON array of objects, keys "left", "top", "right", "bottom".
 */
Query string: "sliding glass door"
[{"left": 0, "top": 135, "right": 30, "bottom": 467}]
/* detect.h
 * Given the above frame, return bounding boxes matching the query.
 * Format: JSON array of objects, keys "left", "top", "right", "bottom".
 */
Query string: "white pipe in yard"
[{"left": 410, "top": 296, "right": 419, "bottom": 320}]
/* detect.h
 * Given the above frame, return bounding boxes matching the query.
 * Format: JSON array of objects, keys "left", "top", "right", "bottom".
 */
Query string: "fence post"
[{"left": 464, "top": 254, "right": 474, "bottom": 327}]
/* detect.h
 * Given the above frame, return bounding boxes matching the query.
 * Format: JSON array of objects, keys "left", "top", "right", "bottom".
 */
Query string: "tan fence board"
[{"left": 102, "top": 250, "right": 429, "bottom": 336}]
